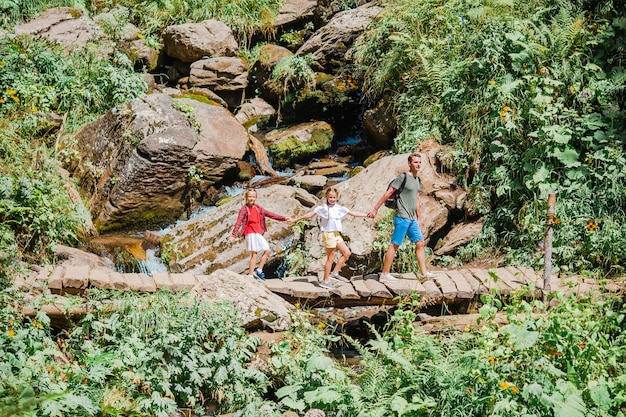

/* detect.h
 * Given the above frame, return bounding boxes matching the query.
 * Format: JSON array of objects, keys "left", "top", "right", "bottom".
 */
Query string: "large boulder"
[
  {"left": 190, "top": 269, "right": 294, "bottom": 331},
  {"left": 15, "top": 7, "right": 106, "bottom": 49},
  {"left": 264, "top": 120, "right": 334, "bottom": 168},
  {"left": 247, "top": 44, "right": 293, "bottom": 105},
  {"left": 161, "top": 19, "right": 238, "bottom": 62},
  {"left": 63, "top": 93, "right": 248, "bottom": 232},
  {"left": 296, "top": 2, "right": 382, "bottom": 72},
  {"left": 160, "top": 185, "right": 318, "bottom": 275},
  {"left": 363, "top": 100, "right": 397, "bottom": 150},
  {"left": 274, "top": 0, "right": 317, "bottom": 30},
  {"left": 189, "top": 57, "right": 248, "bottom": 108}
]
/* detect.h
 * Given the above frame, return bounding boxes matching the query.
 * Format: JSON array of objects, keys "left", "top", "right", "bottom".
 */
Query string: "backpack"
[{"left": 384, "top": 173, "right": 407, "bottom": 209}]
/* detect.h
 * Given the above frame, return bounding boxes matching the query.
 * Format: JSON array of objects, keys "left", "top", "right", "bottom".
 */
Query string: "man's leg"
[
  {"left": 415, "top": 240, "right": 427, "bottom": 275},
  {"left": 382, "top": 243, "right": 399, "bottom": 274}
]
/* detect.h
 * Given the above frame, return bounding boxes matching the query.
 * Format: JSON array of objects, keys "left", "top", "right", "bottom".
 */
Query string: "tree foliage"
[{"left": 353, "top": 0, "right": 626, "bottom": 275}]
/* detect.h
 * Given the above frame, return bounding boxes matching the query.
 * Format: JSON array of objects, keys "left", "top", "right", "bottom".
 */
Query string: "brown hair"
[{"left": 408, "top": 152, "right": 422, "bottom": 162}]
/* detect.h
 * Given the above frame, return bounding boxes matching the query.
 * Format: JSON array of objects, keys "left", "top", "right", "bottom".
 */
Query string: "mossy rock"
[{"left": 266, "top": 121, "right": 334, "bottom": 168}]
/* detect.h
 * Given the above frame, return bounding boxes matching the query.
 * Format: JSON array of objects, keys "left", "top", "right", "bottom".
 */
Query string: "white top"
[{"left": 314, "top": 203, "right": 350, "bottom": 232}]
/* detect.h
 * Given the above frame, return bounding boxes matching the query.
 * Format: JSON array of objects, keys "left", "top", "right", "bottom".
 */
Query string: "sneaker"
[
  {"left": 420, "top": 271, "right": 437, "bottom": 279},
  {"left": 254, "top": 268, "right": 266, "bottom": 281},
  {"left": 319, "top": 280, "right": 335, "bottom": 289},
  {"left": 329, "top": 272, "right": 349, "bottom": 282},
  {"left": 379, "top": 273, "right": 399, "bottom": 282},
  {"left": 247, "top": 274, "right": 256, "bottom": 280}
]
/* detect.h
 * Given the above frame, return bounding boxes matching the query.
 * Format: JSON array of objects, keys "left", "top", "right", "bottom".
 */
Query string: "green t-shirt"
[{"left": 390, "top": 173, "right": 421, "bottom": 220}]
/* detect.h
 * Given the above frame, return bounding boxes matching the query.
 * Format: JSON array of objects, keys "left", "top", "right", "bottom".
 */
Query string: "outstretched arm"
[
  {"left": 292, "top": 211, "right": 316, "bottom": 222},
  {"left": 348, "top": 210, "right": 368, "bottom": 218},
  {"left": 367, "top": 187, "right": 396, "bottom": 218}
]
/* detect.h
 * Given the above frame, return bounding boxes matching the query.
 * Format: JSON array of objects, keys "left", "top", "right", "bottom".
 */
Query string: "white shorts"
[{"left": 246, "top": 233, "right": 270, "bottom": 252}]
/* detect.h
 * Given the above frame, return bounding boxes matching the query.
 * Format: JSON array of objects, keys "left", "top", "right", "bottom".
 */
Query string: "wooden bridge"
[{"left": 15, "top": 263, "right": 617, "bottom": 310}]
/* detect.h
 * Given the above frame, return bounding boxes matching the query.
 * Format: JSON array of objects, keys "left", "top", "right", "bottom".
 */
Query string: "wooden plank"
[
  {"left": 12, "top": 272, "right": 43, "bottom": 291},
  {"left": 169, "top": 273, "right": 197, "bottom": 290},
  {"left": 290, "top": 281, "right": 332, "bottom": 298},
  {"left": 152, "top": 272, "right": 174, "bottom": 290},
  {"left": 399, "top": 272, "right": 420, "bottom": 280},
  {"left": 125, "top": 273, "right": 156, "bottom": 292},
  {"left": 63, "top": 265, "right": 90, "bottom": 289},
  {"left": 491, "top": 267, "right": 524, "bottom": 291},
  {"left": 88, "top": 268, "right": 111, "bottom": 289},
  {"left": 282, "top": 275, "right": 317, "bottom": 284},
  {"left": 421, "top": 280, "right": 443, "bottom": 303},
  {"left": 364, "top": 275, "right": 393, "bottom": 298},
  {"left": 504, "top": 266, "right": 531, "bottom": 286},
  {"left": 333, "top": 281, "right": 360, "bottom": 299},
  {"left": 431, "top": 274, "right": 457, "bottom": 302},
  {"left": 468, "top": 268, "right": 510, "bottom": 295},
  {"left": 350, "top": 275, "right": 372, "bottom": 298},
  {"left": 381, "top": 278, "right": 429, "bottom": 297},
  {"left": 514, "top": 266, "right": 542, "bottom": 288},
  {"left": 263, "top": 278, "right": 294, "bottom": 296},
  {"left": 458, "top": 269, "right": 484, "bottom": 294},
  {"left": 107, "top": 271, "right": 129, "bottom": 290},
  {"left": 444, "top": 270, "right": 474, "bottom": 299}
]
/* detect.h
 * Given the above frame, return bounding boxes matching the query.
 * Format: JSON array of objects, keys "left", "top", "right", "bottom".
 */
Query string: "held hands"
[{"left": 367, "top": 207, "right": 378, "bottom": 218}]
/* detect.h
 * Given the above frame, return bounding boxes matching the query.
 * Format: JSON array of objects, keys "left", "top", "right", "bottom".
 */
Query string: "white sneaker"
[
  {"left": 379, "top": 273, "right": 399, "bottom": 282},
  {"left": 420, "top": 271, "right": 437, "bottom": 279},
  {"left": 319, "top": 280, "right": 335, "bottom": 289}
]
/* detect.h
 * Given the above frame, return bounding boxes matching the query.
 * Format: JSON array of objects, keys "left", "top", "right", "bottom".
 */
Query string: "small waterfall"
[{"left": 137, "top": 249, "right": 168, "bottom": 276}]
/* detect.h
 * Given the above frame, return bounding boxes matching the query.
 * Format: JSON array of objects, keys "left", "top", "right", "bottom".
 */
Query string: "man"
[{"left": 367, "top": 152, "right": 436, "bottom": 281}]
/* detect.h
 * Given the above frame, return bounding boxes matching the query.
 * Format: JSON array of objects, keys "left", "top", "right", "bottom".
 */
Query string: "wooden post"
[{"left": 542, "top": 193, "right": 556, "bottom": 300}]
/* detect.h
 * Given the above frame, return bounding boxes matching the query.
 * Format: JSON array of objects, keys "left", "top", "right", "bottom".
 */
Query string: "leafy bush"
[
  {"left": 268, "top": 292, "right": 626, "bottom": 417},
  {"left": 353, "top": 0, "right": 626, "bottom": 275},
  {"left": 0, "top": 134, "right": 88, "bottom": 284},
  {"left": 0, "top": 290, "right": 267, "bottom": 417}
]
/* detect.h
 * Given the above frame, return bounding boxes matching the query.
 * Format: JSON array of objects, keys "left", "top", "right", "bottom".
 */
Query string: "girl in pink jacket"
[{"left": 230, "top": 188, "right": 292, "bottom": 280}]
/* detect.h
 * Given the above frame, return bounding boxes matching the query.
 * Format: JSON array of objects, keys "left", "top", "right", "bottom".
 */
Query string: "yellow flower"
[
  {"left": 487, "top": 356, "right": 495, "bottom": 363},
  {"left": 11, "top": 96, "right": 19, "bottom": 102},
  {"left": 503, "top": 106, "right": 511, "bottom": 112},
  {"left": 317, "top": 322, "right": 326, "bottom": 329},
  {"left": 8, "top": 329, "right": 16, "bottom": 338},
  {"left": 36, "top": 322, "right": 43, "bottom": 329},
  {"left": 0, "top": 99, "right": 5, "bottom": 103},
  {"left": 6, "top": 89, "right": 16, "bottom": 95},
  {"left": 511, "top": 386, "right": 519, "bottom": 393},
  {"left": 499, "top": 381, "right": 510, "bottom": 390},
  {"left": 586, "top": 219, "right": 597, "bottom": 232},
  {"left": 31, "top": 106, "right": 38, "bottom": 112},
  {"left": 488, "top": 79, "right": 496, "bottom": 85},
  {"left": 294, "top": 302, "right": 300, "bottom": 309}
]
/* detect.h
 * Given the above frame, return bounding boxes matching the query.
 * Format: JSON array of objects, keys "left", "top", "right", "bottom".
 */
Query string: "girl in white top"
[{"left": 292, "top": 188, "right": 367, "bottom": 289}]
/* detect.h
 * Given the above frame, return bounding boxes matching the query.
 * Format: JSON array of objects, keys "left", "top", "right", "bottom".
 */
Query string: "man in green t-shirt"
[{"left": 368, "top": 152, "right": 437, "bottom": 282}]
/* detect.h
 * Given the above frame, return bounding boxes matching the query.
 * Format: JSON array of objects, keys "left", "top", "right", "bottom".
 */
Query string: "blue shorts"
[{"left": 390, "top": 216, "right": 424, "bottom": 246}]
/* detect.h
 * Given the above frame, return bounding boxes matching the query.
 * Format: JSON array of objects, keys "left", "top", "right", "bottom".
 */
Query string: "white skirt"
[{"left": 246, "top": 233, "right": 270, "bottom": 252}]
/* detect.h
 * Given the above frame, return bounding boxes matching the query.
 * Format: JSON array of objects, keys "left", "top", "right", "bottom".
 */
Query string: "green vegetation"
[
  {"left": 0, "top": 33, "right": 146, "bottom": 278},
  {"left": 1, "top": 287, "right": 624, "bottom": 416},
  {"left": 353, "top": 0, "right": 626, "bottom": 276}
]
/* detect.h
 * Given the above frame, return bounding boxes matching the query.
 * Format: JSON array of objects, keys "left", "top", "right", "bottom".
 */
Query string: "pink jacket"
[{"left": 231, "top": 205, "right": 287, "bottom": 237}]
